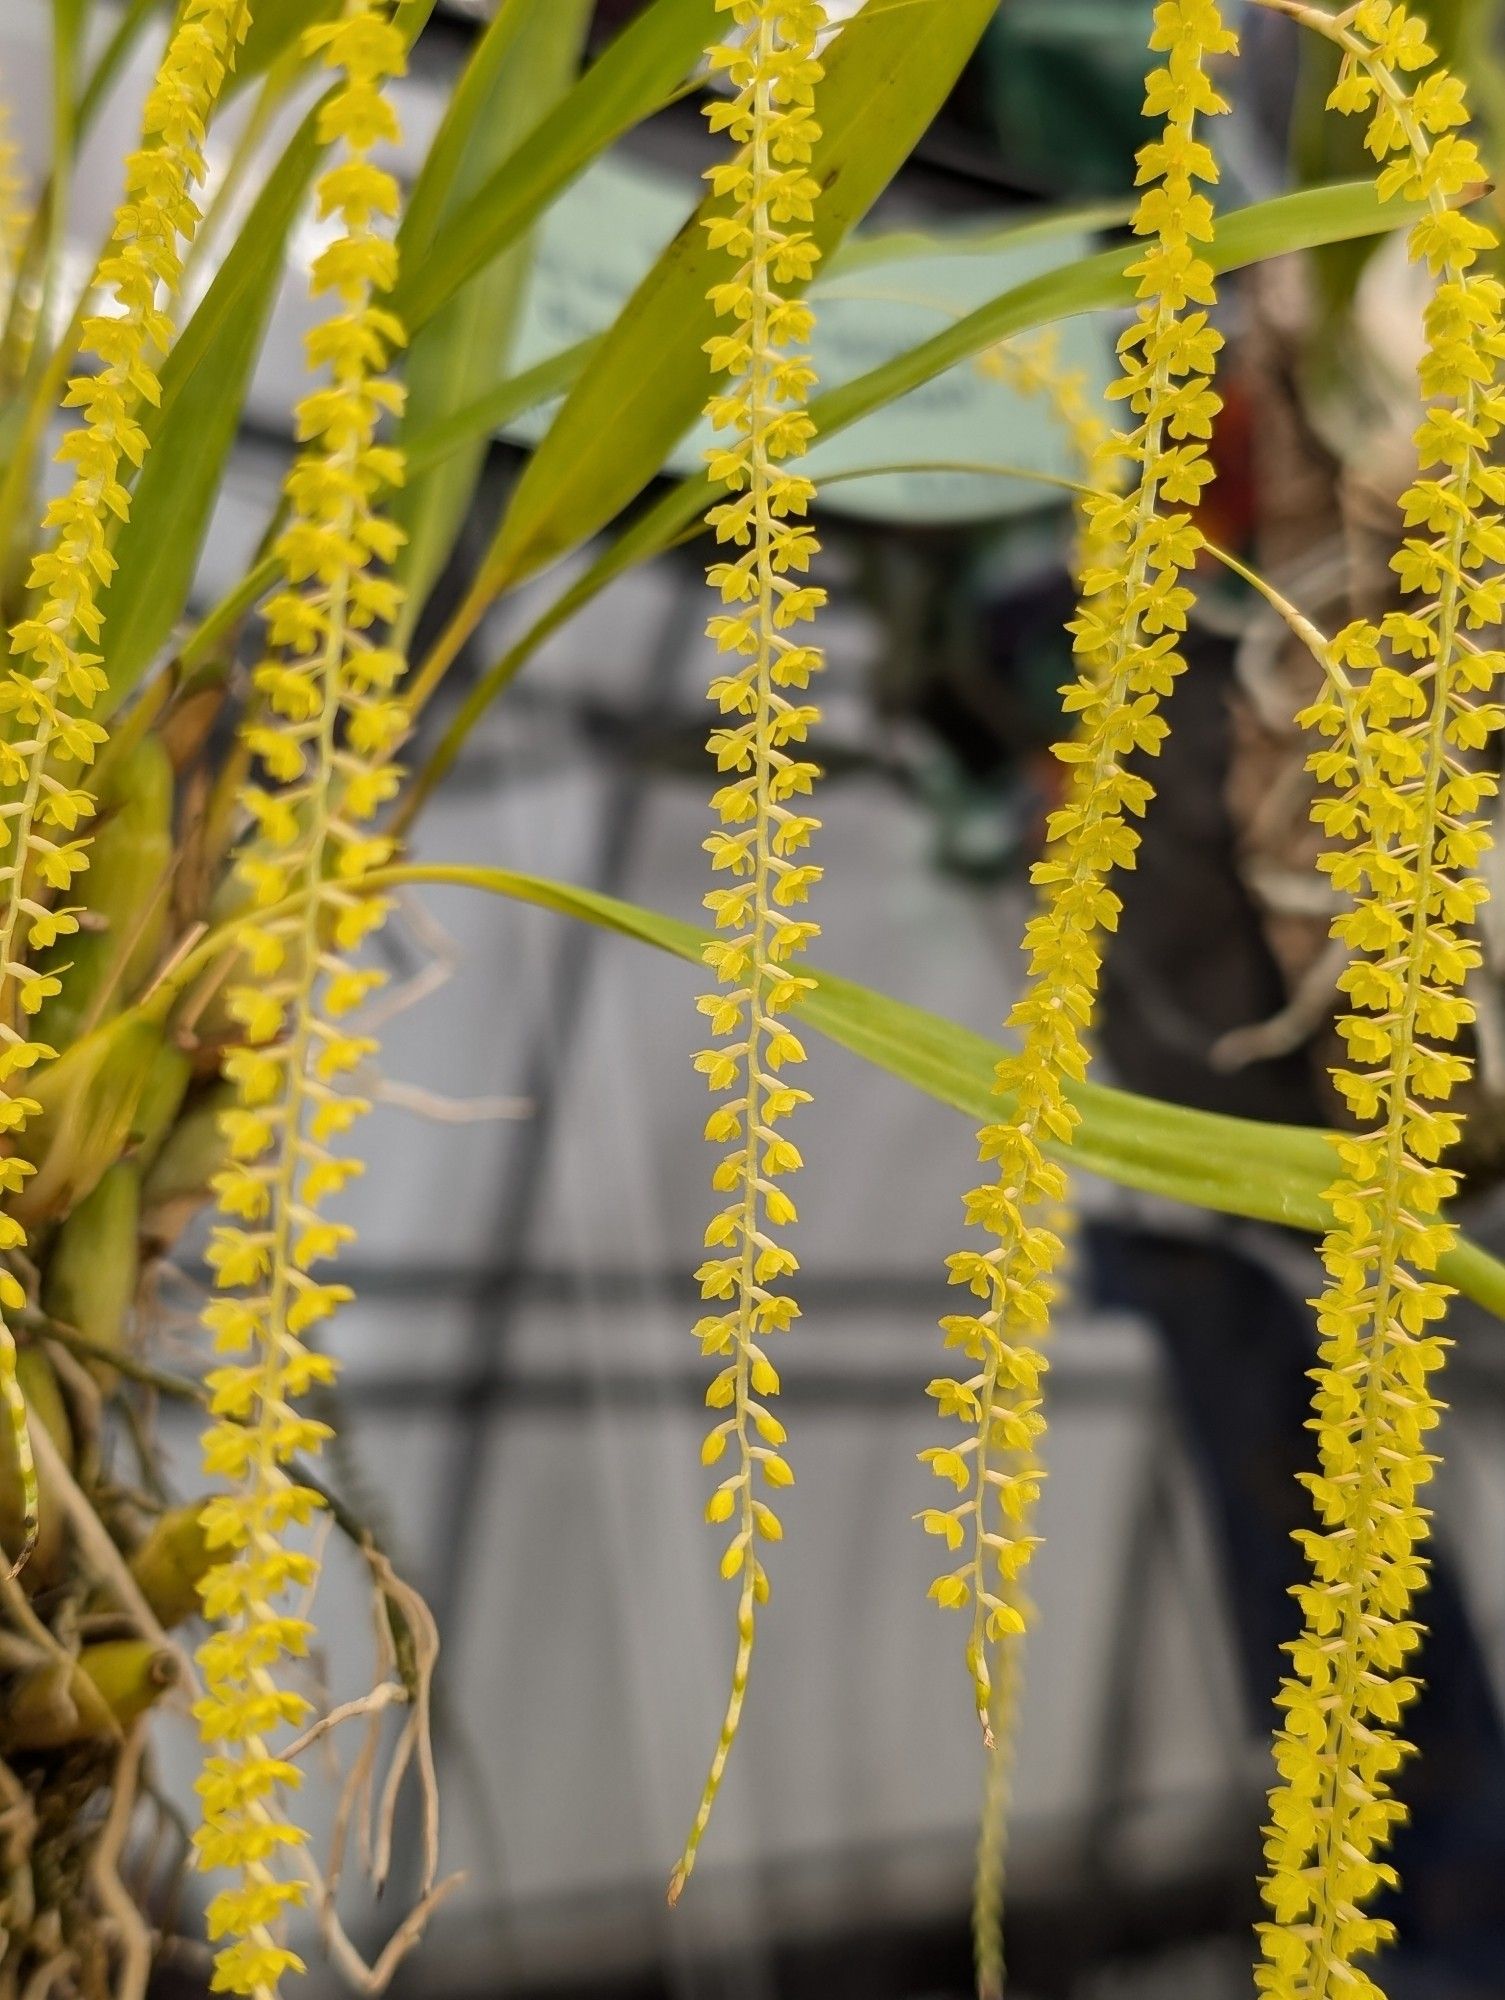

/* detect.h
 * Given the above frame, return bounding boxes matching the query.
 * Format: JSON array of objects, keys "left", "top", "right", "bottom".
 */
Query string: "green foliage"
[{"left": 391, "top": 0, "right": 722, "bottom": 331}]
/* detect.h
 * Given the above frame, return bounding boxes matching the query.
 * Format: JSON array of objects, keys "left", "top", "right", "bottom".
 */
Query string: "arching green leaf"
[
  {"left": 390, "top": 0, "right": 720, "bottom": 333},
  {"left": 366, "top": 863, "right": 1505, "bottom": 1325},
  {"left": 403, "top": 177, "right": 1425, "bottom": 807}
]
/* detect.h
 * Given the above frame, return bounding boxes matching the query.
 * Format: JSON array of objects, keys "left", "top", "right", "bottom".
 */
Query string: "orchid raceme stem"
[
  {"left": 670, "top": 0, "right": 828, "bottom": 1905},
  {"left": 189, "top": 5, "right": 414, "bottom": 1994},
  {"left": 0, "top": 0, "right": 252, "bottom": 1580},
  {"left": 1248, "top": 5, "right": 1505, "bottom": 1995},
  {"left": 923, "top": 0, "right": 1237, "bottom": 1749},
  {"left": 971, "top": 1662, "right": 1019, "bottom": 2000},
  {"left": 963, "top": 332, "right": 1124, "bottom": 1997}
]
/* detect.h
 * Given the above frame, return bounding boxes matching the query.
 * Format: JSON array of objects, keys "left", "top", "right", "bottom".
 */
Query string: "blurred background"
[{"left": 9, "top": 1, "right": 1505, "bottom": 1997}]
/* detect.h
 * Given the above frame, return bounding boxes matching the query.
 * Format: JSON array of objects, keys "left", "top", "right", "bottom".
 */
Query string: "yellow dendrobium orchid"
[{"left": 0, "top": 0, "right": 253, "bottom": 1576}]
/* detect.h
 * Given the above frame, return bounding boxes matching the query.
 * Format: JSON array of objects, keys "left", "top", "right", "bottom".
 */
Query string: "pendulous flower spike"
[
  {"left": 671, "top": 0, "right": 828, "bottom": 1906},
  {"left": 0, "top": 0, "right": 253, "bottom": 1581},
  {"left": 190, "top": 7, "right": 415, "bottom": 1996},
  {"left": 923, "top": 0, "right": 1236, "bottom": 1807},
  {"left": 1253, "top": 5, "right": 1503, "bottom": 1994},
  {"left": 0, "top": 94, "right": 28, "bottom": 326},
  {"left": 964, "top": 328, "right": 1125, "bottom": 2000},
  {"left": 924, "top": 27, "right": 1240, "bottom": 2000}
]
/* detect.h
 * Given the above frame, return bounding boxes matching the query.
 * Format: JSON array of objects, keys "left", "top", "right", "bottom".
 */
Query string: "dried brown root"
[{"left": 86, "top": 1731, "right": 149, "bottom": 2000}]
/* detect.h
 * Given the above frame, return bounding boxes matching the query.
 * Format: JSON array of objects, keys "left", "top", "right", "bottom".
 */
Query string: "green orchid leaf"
[
  {"left": 404, "top": 178, "right": 1424, "bottom": 810},
  {"left": 390, "top": 0, "right": 721, "bottom": 334},
  {"left": 172, "top": 339, "right": 594, "bottom": 679},
  {"left": 392, "top": 0, "right": 595, "bottom": 640},
  {"left": 362, "top": 864, "right": 1505, "bottom": 1324}
]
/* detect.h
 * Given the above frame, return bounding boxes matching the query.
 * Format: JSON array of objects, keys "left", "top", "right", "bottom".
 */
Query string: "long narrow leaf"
[
  {"left": 814, "top": 178, "right": 1415, "bottom": 441},
  {"left": 136, "top": 856, "right": 1505, "bottom": 1319},
  {"left": 172, "top": 343, "right": 591, "bottom": 679},
  {"left": 390, "top": 0, "right": 721, "bottom": 334},
  {"left": 366, "top": 864, "right": 1505, "bottom": 1323},
  {"left": 76, "top": 0, "right": 160, "bottom": 130},
  {"left": 393, "top": 0, "right": 594, "bottom": 638},
  {"left": 48, "top": 0, "right": 89, "bottom": 325},
  {"left": 403, "top": 339, "right": 597, "bottom": 477}
]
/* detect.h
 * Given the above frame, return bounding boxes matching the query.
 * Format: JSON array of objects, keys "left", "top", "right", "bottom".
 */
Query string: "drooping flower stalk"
[
  {"left": 0, "top": 0, "right": 252, "bottom": 1577},
  {"left": 191, "top": 6, "right": 411, "bottom": 1994},
  {"left": 922, "top": 0, "right": 1236, "bottom": 1746},
  {"left": 1252, "top": 5, "right": 1503, "bottom": 1994},
  {"left": 967, "top": 330, "right": 1124, "bottom": 2000},
  {"left": 671, "top": 0, "right": 827, "bottom": 1904}
]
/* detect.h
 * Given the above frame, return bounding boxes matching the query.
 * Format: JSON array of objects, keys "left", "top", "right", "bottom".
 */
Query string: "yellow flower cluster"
[
  {"left": 0, "top": 0, "right": 251, "bottom": 1572},
  {"left": 672, "top": 0, "right": 827, "bottom": 1904},
  {"left": 1257, "top": 7, "right": 1502, "bottom": 1993},
  {"left": 192, "top": 7, "right": 410, "bottom": 1995},
  {"left": 922, "top": 0, "right": 1237, "bottom": 1736}
]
